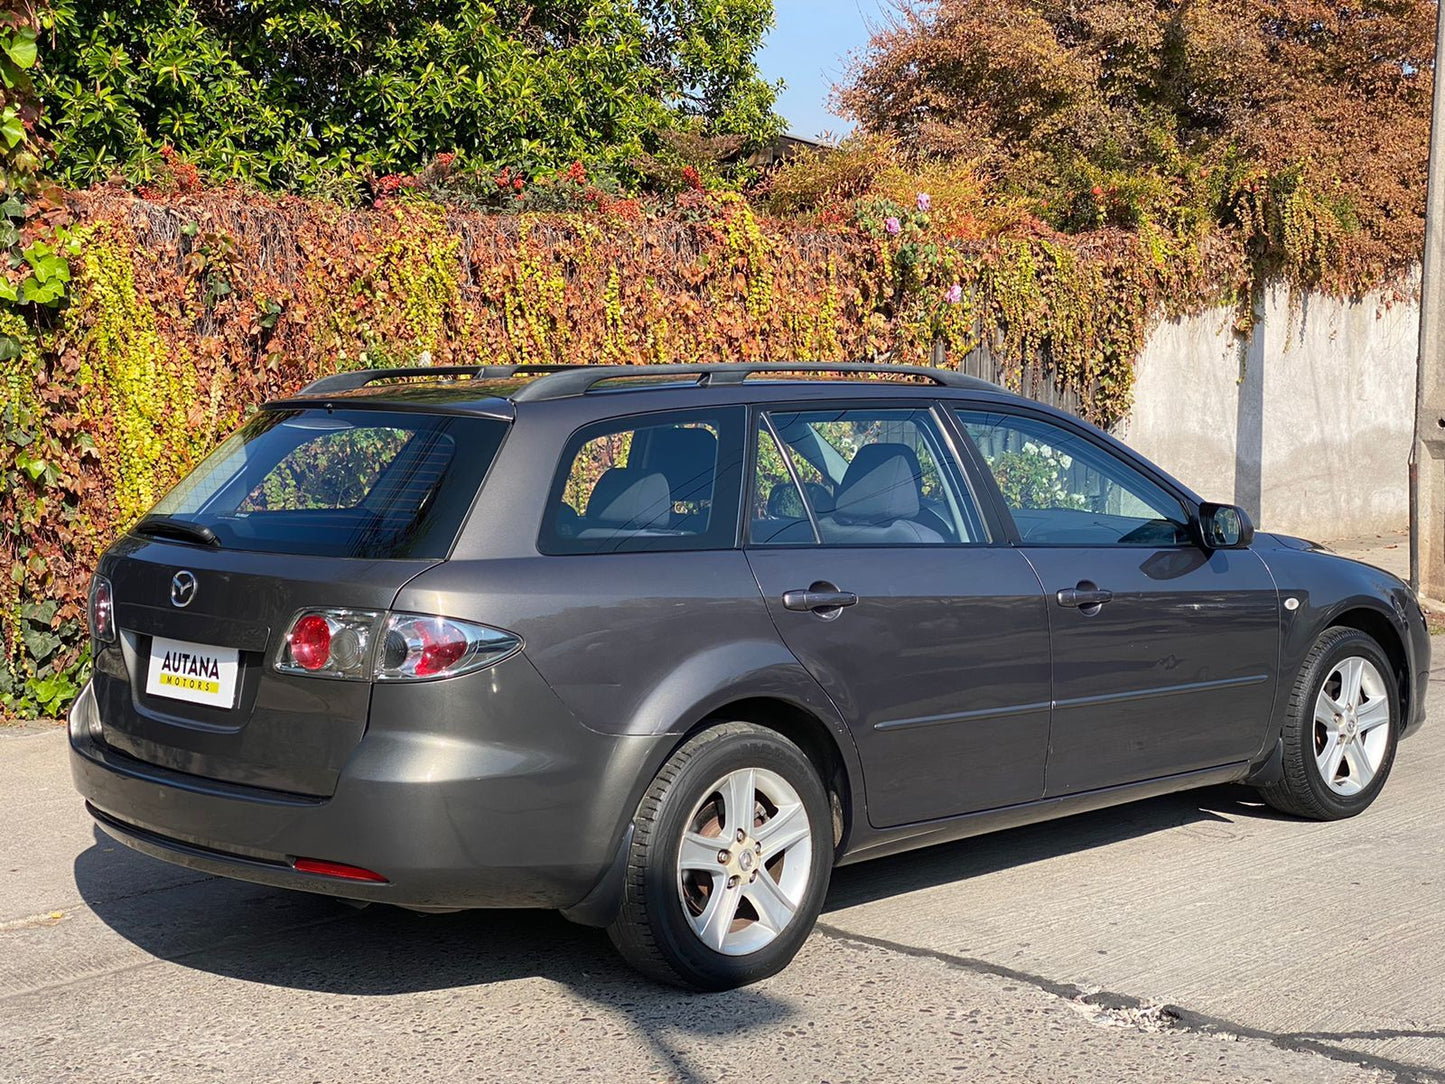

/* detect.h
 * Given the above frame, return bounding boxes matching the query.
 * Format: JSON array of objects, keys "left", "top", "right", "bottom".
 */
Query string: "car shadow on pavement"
[
  {"left": 824, "top": 783, "right": 1283, "bottom": 912},
  {"left": 73, "top": 829, "right": 788, "bottom": 1084},
  {"left": 71, "top": 782, "right": 1279, "bottom": 1078}
]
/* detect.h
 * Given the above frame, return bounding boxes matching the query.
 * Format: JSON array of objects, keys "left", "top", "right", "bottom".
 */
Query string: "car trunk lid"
[{"left": 94, "top": 539, "right": 437, "bottom": 796}]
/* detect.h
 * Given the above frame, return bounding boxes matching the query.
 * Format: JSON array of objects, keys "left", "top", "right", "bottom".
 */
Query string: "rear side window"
[
  {"left": 752, "top": 407, "right": 986, "bottom": 546},
  {"left": 148, "top": 409, "right": 506, "bottom": 558},
  {"left": 539, "top": 409, "right": 745, "bottom": 554}
]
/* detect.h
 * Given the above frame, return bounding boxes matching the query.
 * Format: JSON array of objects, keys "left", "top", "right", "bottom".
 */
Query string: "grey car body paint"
[{"left": 70, "top": 371, "right": 1430, "bottom": 925}]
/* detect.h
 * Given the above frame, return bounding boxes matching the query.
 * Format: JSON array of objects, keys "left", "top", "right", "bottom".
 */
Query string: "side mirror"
[{"left": 1196, "top": 502, "right": 1254, "bottom": 550}]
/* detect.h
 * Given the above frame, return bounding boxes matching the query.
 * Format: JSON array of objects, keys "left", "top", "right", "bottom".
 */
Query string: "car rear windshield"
[{"left": 145, "top": 408, "right": 507, "bottom": 558}]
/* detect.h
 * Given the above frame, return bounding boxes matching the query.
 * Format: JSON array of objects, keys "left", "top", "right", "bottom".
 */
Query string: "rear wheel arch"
[
  {"left": 564, "top": 694, "right": 855, "bottom": 932},
  {"left": 676, "top": 697, "right": 854, "bottom": 856}
]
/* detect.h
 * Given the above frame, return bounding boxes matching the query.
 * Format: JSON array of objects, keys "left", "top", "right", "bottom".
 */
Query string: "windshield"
[{"left": 146, "top": 408, "right": 507, "bottom": 558}]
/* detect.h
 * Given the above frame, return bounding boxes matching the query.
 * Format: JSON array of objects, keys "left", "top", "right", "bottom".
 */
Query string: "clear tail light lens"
[
  {"left": 275, "top": 610, "right": 520, "bottom": 681},
  {"left": 375, "top": 613, "right": 522, "bottom": 681},
  {"left": 88, "top": 575, "right": 115, "bottom": 643}
]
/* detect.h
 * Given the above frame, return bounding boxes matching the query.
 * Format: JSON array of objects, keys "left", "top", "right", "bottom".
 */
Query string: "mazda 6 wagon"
[{"left": 70, "top": 362, "right": 1429, "bottom": 989}]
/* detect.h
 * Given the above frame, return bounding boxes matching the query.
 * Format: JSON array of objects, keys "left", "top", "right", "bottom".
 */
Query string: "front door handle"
[
  {"left": 782, "top": 585, "right": 859, "bottom": 614},
  {"left": 1057, "top": 583, "right": 1114, "bottom": 611}
]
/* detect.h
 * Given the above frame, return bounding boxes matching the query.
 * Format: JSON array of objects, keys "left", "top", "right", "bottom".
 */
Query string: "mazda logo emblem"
[{"left": 170, "top": 570, "right": 198, "bottom": 608}]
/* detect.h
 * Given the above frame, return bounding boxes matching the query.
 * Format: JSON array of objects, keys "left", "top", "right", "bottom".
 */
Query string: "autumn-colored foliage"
[
  {"left": 0, "top": 183, "right": 1196, "bottom": 717},
  {"left": 3, "top": 0, "right": 1439, "bottom": 720},
  {"left": 836, "top": 0, "right": 1434, "bottom": 294}
]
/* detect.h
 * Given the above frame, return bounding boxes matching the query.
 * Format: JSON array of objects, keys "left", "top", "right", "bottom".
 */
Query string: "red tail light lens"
[
  {"left": 416, "top": 619, "right": 467, "bottom": 676},
  {"left": 89, "top": 575, "right": 116, "bottom": 643},
  {"left": 289, "top": 614, "right": 332, "bottom": 671}
]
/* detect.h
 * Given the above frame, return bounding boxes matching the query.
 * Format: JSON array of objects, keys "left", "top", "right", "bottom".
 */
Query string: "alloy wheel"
[
  {"left": 675, "top": 767, "right": 814, "bottom": 956},
  {"left": 1313, "top": 655, "right": 1391, "bottom": 796}
]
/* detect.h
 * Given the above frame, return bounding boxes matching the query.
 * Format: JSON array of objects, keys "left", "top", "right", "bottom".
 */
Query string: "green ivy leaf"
[
  {"left": 29, "top": 669, "right": 79, "bottom": 716},
  {"left": 0, "top": 111, "right": 24, "bottom": 149},
  {"left": 4, "top": 28, "right": 38, "bottom": 70},
  {"left": 15, "top": 448, "right": 47, "bottom": 482}
]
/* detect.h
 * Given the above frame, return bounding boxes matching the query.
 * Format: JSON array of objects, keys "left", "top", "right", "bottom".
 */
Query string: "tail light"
[
  {"left": 275, "top": 609, "right": 520, "bottom": 681},
  {"left": 375, "top": 613, "right": 521, "bottom": 681},
  {"left": 89, "top": 575, "right": 115, "bottom": 643},
  {"left": 289, "top": 614, "right": 332, "bottom": 671},
  {"left": 275, "top": 610, "right": 381, "bottom": 679}
]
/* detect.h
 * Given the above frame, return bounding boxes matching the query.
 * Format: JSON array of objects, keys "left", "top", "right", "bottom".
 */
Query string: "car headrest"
[
  {"left": 767, "top": 480, "right": 834, "bottom": 519},
  {"left": 587, "top": 469, "right": 673, "bottom": 530},
  {"left": 638, "top": 426, "right": 717, "bottom": 505},
  {"left": 833, "top": 444, "right": 923, "bottom": 524}
]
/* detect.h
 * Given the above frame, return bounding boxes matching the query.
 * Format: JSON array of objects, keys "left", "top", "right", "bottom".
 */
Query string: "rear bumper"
[{"left": 69, "top": 678, "right": 665, "bottom": 911}]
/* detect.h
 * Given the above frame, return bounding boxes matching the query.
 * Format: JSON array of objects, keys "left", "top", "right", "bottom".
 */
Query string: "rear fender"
[
  {"left": 627, "top": 640, "right": 861, "bottom": 802},
  {"left": 561, "top": 640, "right": 867, "bottom": 927}
]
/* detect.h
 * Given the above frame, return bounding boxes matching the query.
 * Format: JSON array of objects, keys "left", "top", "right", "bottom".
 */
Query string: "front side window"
[
  {"left": 958, "top": 409, "right": 1191, "bottom": 546},
  {"left": 539, "top": 409, "right": 744, "bottom": 554},
  {"left": 751, "top": 407, "right": 984, "bottom": 546}
]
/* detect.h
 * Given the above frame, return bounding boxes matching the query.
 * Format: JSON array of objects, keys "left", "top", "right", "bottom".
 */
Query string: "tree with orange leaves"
[{"left": 837, "top": 0, "right": 1436, "bottom": 290}]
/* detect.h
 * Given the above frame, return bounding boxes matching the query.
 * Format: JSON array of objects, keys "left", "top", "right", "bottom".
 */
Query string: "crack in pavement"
[
  {"left": 814, "top": 921, "right": 1445, "bottom": 1084},
  {"left": 1295, "top": 1030, "right": 1445, "bottom": 1043}
]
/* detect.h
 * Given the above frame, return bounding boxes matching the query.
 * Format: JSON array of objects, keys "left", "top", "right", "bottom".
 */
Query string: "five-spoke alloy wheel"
[
  {"left": 1261, "top": 626, "right": 1400, "bottom": 819},
  {"left": 609, "top": 722, "right": 833, "bottom": 990}
]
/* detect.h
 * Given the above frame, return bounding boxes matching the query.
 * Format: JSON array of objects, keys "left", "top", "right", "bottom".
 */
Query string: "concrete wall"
[{"left": 1121, "top": 280, "right": 1419, "bottom": 540}]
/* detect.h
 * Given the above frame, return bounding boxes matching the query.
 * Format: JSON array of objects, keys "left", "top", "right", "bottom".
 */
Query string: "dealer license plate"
[{"left": 145, "top": 636, "right": 240, "bottom": 709}]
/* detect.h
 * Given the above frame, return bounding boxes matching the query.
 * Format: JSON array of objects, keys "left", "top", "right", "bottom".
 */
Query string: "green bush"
[{"left": 39, "top": 0, "right": 783, "bottom": 194}]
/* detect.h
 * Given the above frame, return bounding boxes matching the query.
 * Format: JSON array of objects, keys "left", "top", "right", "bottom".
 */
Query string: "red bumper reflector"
[{"left": 293, "top": 857, "right": 389, "bottom": 882}]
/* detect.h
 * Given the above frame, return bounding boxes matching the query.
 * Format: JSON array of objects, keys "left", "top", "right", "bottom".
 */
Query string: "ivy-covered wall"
[{"left": 0, "top": 186, "right": 1393, "bottom": 719}]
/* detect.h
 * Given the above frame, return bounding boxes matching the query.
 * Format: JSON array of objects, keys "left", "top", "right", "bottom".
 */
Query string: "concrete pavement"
[{"left": 1, "top": 640, "right": 1439, "bottom": 1081}]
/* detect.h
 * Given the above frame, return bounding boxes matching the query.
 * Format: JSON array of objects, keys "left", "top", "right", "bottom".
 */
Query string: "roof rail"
[
  {"left": 509, "top": 362, "right": 996, "bottom": 402},
  {"left": 298, "top": 363, "right": 581, "bottom": 397}
]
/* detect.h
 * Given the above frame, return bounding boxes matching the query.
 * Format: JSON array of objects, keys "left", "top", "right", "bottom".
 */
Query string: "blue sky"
[{"left": 757, "top": 1, "right": 894, "bottom": 140}]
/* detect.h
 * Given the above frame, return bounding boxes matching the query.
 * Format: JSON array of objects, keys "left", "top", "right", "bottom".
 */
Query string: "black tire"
[
  {"left": 1259, "top": 626, "right": 1400, "bottom": 820},
  {"left": 607, "top": 722, "right": 833, "bottom": 990}
]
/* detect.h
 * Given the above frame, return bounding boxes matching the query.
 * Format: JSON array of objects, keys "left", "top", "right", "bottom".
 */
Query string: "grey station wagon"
[{"left": 70, "top": 362, "right": 1429, "bottom": 989}]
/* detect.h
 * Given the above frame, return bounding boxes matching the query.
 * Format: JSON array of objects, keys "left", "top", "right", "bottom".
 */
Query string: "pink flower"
[
  {"left": 917, "top": 192, "right": 931, "bottom": 211},
  {"left": 885, "top": 216, "right": 901, "bottom": 235},
  {"left": 945, "top": 284, "right": 963, "bottom": 304}
]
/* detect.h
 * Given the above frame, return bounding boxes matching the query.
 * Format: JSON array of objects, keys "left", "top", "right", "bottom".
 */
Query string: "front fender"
[{"left": 1255, "top": 543, "right": 1429, "bottom": 745}]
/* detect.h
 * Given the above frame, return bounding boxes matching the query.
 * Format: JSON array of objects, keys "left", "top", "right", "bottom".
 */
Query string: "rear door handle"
[
  {"left": 1057, "top": 585, "right": 1114, "bottom": 609},
  {"left": 782, "top": 587, "right": 859, "bottom": 613}
]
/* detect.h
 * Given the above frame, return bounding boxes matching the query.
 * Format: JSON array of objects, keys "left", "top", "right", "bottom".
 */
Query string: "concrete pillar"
[{"left": 1413, "top": 4, "right": 1445, "bottom": 599}]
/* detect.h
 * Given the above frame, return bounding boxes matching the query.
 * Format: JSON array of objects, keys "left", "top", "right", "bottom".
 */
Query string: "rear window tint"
[
  {"left": 147, "top": 409, "right": 506, "bottom": 558},
  {"left": 539, "top": 408, "right": 745, "bottom": 554}
]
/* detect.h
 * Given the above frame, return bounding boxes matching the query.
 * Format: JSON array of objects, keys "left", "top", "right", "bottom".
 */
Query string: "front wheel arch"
[{"left": 1328, "top": 606, "right": 1410, "bottom": 725}]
